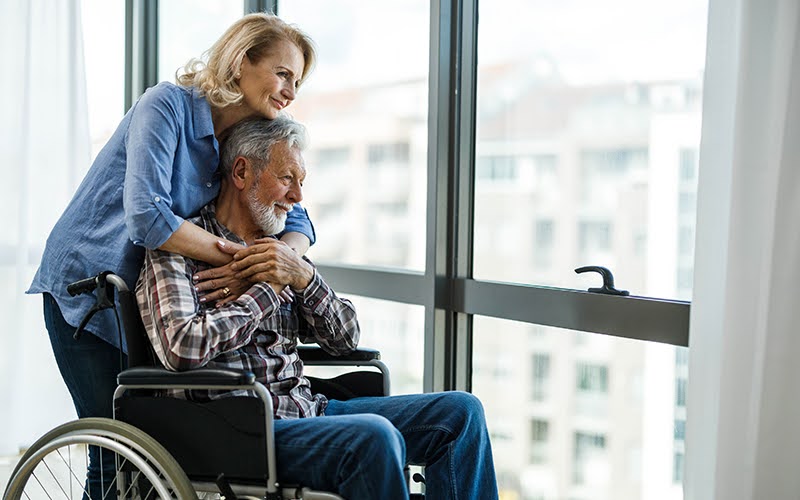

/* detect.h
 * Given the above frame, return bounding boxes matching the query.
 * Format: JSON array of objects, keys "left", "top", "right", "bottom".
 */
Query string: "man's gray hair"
[{"left": 219, "top": 115, "right": 309, "bottom": 177}]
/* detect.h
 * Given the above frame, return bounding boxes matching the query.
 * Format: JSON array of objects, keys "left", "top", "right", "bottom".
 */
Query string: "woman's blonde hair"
[{"left": 177, "top": 13, "right": 317, "bottom": 108}]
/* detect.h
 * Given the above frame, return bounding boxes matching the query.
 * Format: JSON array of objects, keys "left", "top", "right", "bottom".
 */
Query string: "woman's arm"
[
  {"left": 158, "top": 220, "right": 241, "bottom": 267},
  {"left": 279, "top": 231, "right": 311, "bottom": 255}
]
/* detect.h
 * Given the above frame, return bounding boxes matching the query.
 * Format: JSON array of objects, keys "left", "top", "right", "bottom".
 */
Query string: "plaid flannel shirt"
[{"left": 135, "top": 204, "right": 360, "bottom": 419}]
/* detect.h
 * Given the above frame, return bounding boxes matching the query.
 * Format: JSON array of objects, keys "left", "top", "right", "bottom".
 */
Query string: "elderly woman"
[{"left": 27, "top": 13, "right": 317, "bottom": 497}]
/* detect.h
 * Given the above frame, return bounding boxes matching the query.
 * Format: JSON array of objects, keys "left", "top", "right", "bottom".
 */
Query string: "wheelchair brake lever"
[
  {"left": 70, "top": 271, "right": 117, "bottom": 341},
  {"left": 73, "top": 305, "right": 101, "bottom": 340}
]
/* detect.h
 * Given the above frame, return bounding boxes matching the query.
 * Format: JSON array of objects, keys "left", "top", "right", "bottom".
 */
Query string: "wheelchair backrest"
[{"left": 117, "top": 289, "right": 158, "bottom": 368}]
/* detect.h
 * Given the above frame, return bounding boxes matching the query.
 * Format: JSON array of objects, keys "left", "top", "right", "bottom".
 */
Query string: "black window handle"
[{"left": 575, "top": 266, "right": 629, "bottom": 296}]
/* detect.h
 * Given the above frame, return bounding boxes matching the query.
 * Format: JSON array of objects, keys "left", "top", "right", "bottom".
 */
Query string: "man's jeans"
[
  {"left": 43, "top": 293, "right": 124, "bottom": 499},
  {"left": 274, "top": 391, "right": 499, "bottom": 499},
  {"left": 44, "top": 292, "right": 498, "bottom": 498}
]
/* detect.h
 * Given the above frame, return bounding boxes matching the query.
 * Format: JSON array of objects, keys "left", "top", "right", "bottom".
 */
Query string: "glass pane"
[
  {"left": 83, "top": 0, "right": 125, "bottom": 162},
  {"left": 158, "top": 0, "right": 244, "bottom": 84},
  {"left": 473, "top": 316, "right": 687, "bottom": 500},
  {"left": 280, "top": 1, "right": 429, "bottom": 271},
  {"left": 473, "top": 1, "right": 708, "bottom": 301},
  {"left": 303, "top": 295, "right": 424, "bottom": 395}
]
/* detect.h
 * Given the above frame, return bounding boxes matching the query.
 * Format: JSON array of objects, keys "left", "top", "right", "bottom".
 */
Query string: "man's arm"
[
  {"left": 293, "top": 269, "right": 360, "bottom": 355},
  {"left": 227, "top": 239, "right": 360, "bottom": 355},
  {"left": 136, "top": 247, "right": 281, "bottom": 371}
]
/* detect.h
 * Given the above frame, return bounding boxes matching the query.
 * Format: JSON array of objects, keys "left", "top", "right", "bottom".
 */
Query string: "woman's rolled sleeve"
[
  {"left": 123, "top": 84, "right": 186, "bottom": 249},
  {"left": 125, "top": 192, "right": 186, "bottom": 248},
  {"left": 280, "top": 204, "right": 316, "bottom": 245}
]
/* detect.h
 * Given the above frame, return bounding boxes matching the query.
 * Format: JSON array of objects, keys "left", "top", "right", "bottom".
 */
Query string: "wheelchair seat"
[{"left": 110, "top": 273, "right": 394, "bottom": 498}]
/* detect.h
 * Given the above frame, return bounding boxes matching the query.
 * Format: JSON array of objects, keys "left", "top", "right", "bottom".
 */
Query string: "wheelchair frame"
[{"left": 5, "top": 272, "right": 401, "bottom": 500}]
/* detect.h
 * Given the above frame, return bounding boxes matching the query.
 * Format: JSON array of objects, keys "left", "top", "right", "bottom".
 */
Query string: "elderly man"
[{"left": 135, "top": 116, "right": 498, "bottom": 499}]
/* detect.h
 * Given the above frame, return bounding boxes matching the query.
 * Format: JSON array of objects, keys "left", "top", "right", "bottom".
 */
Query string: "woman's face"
[{"left": 238, "top": 39, "right": 305, "bottom": 120}]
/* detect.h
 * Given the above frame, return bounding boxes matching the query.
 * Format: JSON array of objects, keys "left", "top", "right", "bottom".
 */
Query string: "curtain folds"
[
  {"left": 686, "top": 0, "right": 800, "bottom": 498},
  {"left": 0, "top": 0, "right": 90, "bottom": 455}
]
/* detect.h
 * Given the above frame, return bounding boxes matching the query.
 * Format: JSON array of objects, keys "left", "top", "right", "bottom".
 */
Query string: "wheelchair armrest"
[
  {"left": 297, "top": 345, "right": 381, "bottom": 364},
  {"left": 117, "top": 366, "right": 256, "bottom": 386}
]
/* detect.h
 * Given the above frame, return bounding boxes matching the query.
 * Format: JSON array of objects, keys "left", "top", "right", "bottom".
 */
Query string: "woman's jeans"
[
  {"left": 43, "top": 293, "right": 125, "bottom": 499},
  {"left": 275, "top": 391, "right": 499, "bottom": 499}
]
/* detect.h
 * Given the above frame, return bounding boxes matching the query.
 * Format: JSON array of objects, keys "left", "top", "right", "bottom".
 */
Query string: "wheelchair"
[{"left": 5, "top": 272, "right": 424, "bottom": 499}]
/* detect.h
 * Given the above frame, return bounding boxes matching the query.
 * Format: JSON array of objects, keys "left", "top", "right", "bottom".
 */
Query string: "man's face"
[{"left": 245, "top": 141, "right": 306, "bottom": 235}]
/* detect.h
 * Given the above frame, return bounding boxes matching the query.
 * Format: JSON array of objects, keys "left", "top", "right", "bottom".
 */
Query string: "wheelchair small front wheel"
[{"left": 4, "top": 417, "right": 197, "bottom": 499}]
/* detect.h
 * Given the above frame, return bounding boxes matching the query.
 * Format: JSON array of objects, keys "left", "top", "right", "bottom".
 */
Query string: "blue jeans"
[
  {"left": 274, "top": 391, "right": 498, "bottom": 499},
  {"left": 43, "top": 293, "right": 125, "bottom": 499}
]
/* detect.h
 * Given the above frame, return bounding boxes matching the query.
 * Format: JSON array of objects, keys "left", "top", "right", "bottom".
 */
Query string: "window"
[
  {"left": 675, "top": 378, "right": 687, "bottom": 407},
  {"left": 534, "top": 219, "right": 555, "bottom": 268},
  {"left": 673, "top": 451, "right": 685, "bottom": 483},
  {"left": 477, "top": 155, "right": 517, "bottom": 181},
  {"left": 531, "top": 353, "right": 551, "bottom": 401},
  {"left": 679, "top": 149, "right": 698, "bottom": 182},
  {"left": 368, "top": 142, "right": 410, "bottom": 165},
  {"left": 576, "top": 364, "right": 609, "bottom": 393},
  {"left": 281, "top": 1, "right": 429, "bottom": 272},
  {"left": 573, "top": 432, "right": 607, "bottom": 485},
  {"left": 157, "top": 1, "right": 243, "bottom": 84},
  {"left": 316, "top": 147, "right": 351, "bottom": 167},
  {"left": 578, "top": 221, "right": 612, "bottom": 256},
  {"left": 530, "top": 419, "right": 549, "bottom": 464},
  {"left": 674, "top": 419, "right": 686, "bottom": 441}
]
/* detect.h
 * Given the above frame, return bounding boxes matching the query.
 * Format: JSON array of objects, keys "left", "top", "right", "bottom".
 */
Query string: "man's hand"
[
  {"left": 192, "top": 240, "right": 249, "bottom": 306},
  {"left": 231, "top": 238, "right": 314, "bottom": 291}
]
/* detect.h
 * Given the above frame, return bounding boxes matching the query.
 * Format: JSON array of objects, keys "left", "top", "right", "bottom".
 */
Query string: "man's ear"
[{"left": 231, "top": 157, "right": 249, "bottom": 190}]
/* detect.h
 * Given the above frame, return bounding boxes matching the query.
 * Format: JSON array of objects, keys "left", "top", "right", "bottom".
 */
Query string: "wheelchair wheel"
[{"left": 4, "top": 417, "right": 197, "bottom": 499}]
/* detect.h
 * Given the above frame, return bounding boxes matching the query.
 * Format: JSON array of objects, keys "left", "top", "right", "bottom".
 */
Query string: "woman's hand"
[
  {"left": 193, "top": 259, "right": 253, "bottom": 307},
  {"left": 192, "top": 240, "right": 246, "bottom": 306},
  {"left": 193, "top": 239, "right": 298, "bottom": 306}
]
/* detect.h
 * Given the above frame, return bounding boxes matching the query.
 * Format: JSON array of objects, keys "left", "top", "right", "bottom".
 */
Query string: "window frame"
[{"left": 126, "top": 0, "right": 691, "bottom": 394}]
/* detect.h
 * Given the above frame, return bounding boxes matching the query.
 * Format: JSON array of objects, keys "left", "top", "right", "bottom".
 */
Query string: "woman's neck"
[{"left": 211, "top": 105, "right": 257, "bottom": 142}]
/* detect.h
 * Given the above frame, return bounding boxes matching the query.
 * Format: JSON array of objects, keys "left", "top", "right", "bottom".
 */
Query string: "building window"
[
  {"left": 675, "top": 347, "right": 689, "bottom": 366},
  {"left": 576, "top": 363, "right": 609, "bottom": 393},
  {"left": 675, "top": 378, "right": 687, "bottom": 407},
  {"left": 578, "top": 221, "right": 612, "bottom": 255},
  {"left": 532, "top": 353, "right": 551, "bottom": 401},
  {"left": 534, "top": 219, "right": 554, "bottom": 268},
  {"left": 316, "top": 146, "right": 351, "bottom": 166},
  {"left": 679, "top": 148, "right": 698, "bottom": 182},
  {"left": 673, "top": 451, "right": 685, "bottom": 483},
  {"left": 477, "top": 155, "right": 518, "bottom": 181},
  {"left": 530, "top": 419, "right": 549, "bottom": 464},
  {"left": 573, "top": 432, "right": 607, "bottom": 484},
  {"left": 674, "top": 418, "right": 686, "bottom": 441},
  {"left": 368, "top": 142, "right": 410, "bottom": 165}
]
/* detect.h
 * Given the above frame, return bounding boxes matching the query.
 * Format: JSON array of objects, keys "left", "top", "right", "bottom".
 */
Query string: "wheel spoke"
[
  {"left": 55, "top": 447, "right": 91, "bottom": 497},
  {"left": 29, "top": 470, "right": 55, "bottom": 499},
  {"left": 39, "top": 457, "right": 72, "bottom": 498}
]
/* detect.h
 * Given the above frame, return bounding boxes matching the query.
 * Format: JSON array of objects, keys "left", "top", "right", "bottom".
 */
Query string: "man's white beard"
[{"left": 247, "top": 189, "right": 287, "bottom": 236}]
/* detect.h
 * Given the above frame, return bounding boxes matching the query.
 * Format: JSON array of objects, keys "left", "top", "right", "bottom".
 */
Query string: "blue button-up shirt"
[{"left": 28, "top": 82, "right": 315, "bottom": 350}]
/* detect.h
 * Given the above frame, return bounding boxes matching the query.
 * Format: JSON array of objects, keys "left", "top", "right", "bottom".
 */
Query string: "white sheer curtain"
[
  {"left": 0, "top": 0, "right": 90, "bottom": 455},
  {"left": 686, "top": 0, "right": 800, "bottom": 498}
]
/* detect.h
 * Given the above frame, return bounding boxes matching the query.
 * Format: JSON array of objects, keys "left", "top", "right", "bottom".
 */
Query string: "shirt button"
[
  {"left": 154, "top": 196, "right": 161, "bottom": 202},
  {"left": 206, "top": 182, "right": 213, "bottom": 188}
]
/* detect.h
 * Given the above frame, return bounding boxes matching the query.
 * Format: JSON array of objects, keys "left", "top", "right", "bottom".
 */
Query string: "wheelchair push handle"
[
  {"left": 67, "top": 271, "right": 131, "bottom": 342},
  {"left": 66, "top": 276, "right": 99, "bottom": 296},
  {"left": 67, "top": 272, "right": 130, "bottom": 296}
]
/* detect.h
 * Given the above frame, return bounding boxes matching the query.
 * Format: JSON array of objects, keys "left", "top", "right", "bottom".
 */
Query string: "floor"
[{"left": 1, "top": 453, "right": 22, "bottom": 493}]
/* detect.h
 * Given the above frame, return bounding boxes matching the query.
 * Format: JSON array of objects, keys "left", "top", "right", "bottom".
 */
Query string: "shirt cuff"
[{"left": 293, "top": 270, "right": 328, "bottom": 315}]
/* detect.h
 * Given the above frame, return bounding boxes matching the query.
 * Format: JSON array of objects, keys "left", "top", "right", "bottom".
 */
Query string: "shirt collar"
[
  {"left": 191, "top": 87, "right": 216, "bottom": 141},
  {"left": 199, "top": 203, "right": 278, "bottom": 245}
]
